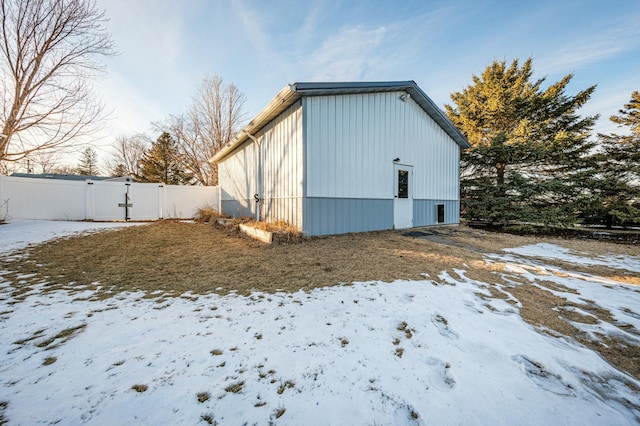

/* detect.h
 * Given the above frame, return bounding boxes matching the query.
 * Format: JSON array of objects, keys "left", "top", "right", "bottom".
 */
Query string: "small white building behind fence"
[{"left": 0, "top": 175, "right": 220, "bottom": 221}]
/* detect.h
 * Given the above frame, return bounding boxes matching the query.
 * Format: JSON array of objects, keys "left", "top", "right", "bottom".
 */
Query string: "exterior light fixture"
[
  {"left": 393, "top": 158, "right": 400, "bottom": 162},
  {"left": 400, "top": 93, "right": 410, "bottom": 101}
]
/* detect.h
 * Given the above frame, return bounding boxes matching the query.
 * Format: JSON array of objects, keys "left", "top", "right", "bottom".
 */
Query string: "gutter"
[
  {"left": 212, "top": 85, "right": 301, "bottom": 163},
  {"left": 244, "top": 131, "right": 262, "bottom": 221}
]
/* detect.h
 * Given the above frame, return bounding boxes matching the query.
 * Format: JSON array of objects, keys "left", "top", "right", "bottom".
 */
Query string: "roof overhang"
[{"left": 212, "top": 81, "right": 470, "bottom": 163}]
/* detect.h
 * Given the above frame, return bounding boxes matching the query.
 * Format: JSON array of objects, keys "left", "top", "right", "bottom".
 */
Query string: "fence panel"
[
  {"left": 0, "top": 176, "right": 86, "bottom": 220},
  {"left": 163, "top": 185, "right": 219, "bottom": 219},
  {"left": 91, "top": 181, "right": 130, "bottom": 221},
  {"left": 0, "top": 176, "right": 219, "bottom": 221},
  {"left": 126, "top": 183, "right": 162, "bottom": 221}
]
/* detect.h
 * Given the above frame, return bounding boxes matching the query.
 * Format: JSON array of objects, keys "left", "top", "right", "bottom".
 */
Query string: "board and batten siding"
[
  {"left": 304, "top": 92, "right": 460, "bottom": 200},
  {"left": 218, "top": 100, "right": 304, "bottom": 228}
]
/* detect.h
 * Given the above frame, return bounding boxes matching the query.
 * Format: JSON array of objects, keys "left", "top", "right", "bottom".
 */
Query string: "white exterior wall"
[
  {"left": 219, "top": 101, "right": 303, "bottom": 227},
  {"left": 218, "top": 140, "right": 258, "bottom": 216},
  {"left": 262, "top": 101, "right": 303, "bottom": 226},
  {"left": 305, "top": 92, "right": 460, "bottom": 200}
]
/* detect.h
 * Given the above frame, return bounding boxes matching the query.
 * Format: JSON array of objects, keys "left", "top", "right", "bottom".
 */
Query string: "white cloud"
[
  {"left": 229, "top": 0, "right": 277, "bottom": 63},
  {"left": 538, "top": 18, "right": 640, "bottom": 74},
  {"left": 304, "top": 26, "right": 389, "bottom": 81},
  {"left": 96, "top": 0, "right": 199, "bottom": 104},
  {"left": 583, "top": 75, "right": 640, "bottom": 136}
]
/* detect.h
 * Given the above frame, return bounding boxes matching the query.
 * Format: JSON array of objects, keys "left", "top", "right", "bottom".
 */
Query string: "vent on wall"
[{"left": 437, "top": 204, "right": 445, "bottom": 223}]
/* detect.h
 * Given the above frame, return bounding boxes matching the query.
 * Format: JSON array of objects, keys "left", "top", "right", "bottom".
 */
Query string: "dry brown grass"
[
  {"left": 3, "top": 221, "right": 492, "bottom": 298},
  {"left": 243, "top": 220, "right": 303, "bottom": 245},
  {"left": 1, "top": 221, "right": 639, "bottom": 379},
  {"left": 507, "top": 283, "right": 640, "bottom": 379},
  {"left": 196, "top": 392, "right": 210, "bottom": 403},
  {"left": 274, "top": 407, "right": 286, "bottom": 419},
  {"left": 224, "top": 381, "right": 244, "bottom": 393},
  {"left": 131, "top": 384, "right": 148, "bottom": 393},
  {"left": 2, "top": 221, "right": 636, "bottom": 299},
  {"left": 0, "top": 401, "right": 8, "bottom": 426},
  {"left": 194, "top": 206, "right": 229, "bottom": 223},
  {"left": 42, "top": 357, "right": 57, "bottom": 366}
]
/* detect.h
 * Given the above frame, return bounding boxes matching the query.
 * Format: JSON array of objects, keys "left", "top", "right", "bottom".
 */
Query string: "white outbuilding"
[{"left": 212, "top": 81, "right": 470, "bottom": 236}]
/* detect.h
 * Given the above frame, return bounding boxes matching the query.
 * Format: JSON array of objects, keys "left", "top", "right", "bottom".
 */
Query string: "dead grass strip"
[
  {"left": 0, "top": 222, "right": 487, "bottom": 297},
  {"left": 505, "top": 283, "right": 639, "bottom": 380}
]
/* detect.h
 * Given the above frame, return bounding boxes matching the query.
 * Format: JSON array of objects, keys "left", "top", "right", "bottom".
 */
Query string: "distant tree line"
[{"left": 446, "top": 58, "right": 640, "bottom": 229}]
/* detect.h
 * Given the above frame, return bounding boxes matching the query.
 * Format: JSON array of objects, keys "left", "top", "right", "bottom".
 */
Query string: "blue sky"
[{"left": 93, "top": 0, "right": 640, "bottom": 153}]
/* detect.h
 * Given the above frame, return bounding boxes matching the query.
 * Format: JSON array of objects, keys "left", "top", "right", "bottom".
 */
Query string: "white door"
[{"left": 393, "top": 164, "right": 413, "bottom": 229}]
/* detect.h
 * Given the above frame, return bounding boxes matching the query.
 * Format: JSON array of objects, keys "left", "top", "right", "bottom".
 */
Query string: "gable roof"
[{"left": 213, "top": 81, "right": 470, "bottom": 162}]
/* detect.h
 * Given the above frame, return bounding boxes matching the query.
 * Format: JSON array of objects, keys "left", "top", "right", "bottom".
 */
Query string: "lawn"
[{"left": 0, "top": 220, "right": 639, "bottom": 425}]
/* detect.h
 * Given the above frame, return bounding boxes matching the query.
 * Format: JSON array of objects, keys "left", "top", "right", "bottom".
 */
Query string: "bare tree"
[
  {"left": 105, "top": 134, "right": 149, "bottom": 177},
  {"left": 52, "top": 164, "right": 77, "bottom": 174},
  {"left": 0, "top": 0, "right": 115, "bottom": 168},
  {"left": 29, "top": 150, "right": 66, "bottom": 173},
  {"left": 161, "top": 75, "right": 246, "bottom": 185}
]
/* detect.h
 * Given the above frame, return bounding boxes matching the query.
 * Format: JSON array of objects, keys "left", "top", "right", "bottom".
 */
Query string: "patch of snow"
[
  {"left": 0, "top": 225, "right": 639, "bottom": 425},
  {"left": 503, "top": 243, "right": 640, "bottom": 272},
  {"left": 1, "top": 281, "right": 638, "bottom": 425},
  {"left": 493, "top": 257, "right": 640, "bottom": 347}
]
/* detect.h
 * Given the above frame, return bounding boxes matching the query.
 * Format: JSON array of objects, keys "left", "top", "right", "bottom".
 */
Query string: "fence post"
[
  {"left": 0, "top": 176, "right": 8, "bottom": 221},
  {"left": 158, "top": 184, "right": 165, "bottom": 219},
  {"left": 85, "top": 180, "right": 95, "bottom": 221}
]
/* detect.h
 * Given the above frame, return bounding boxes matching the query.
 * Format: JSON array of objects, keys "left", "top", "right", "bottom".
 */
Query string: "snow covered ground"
[
  {"left": 0, "top": 221, "right": 639, "bottom": 425},
  {"left": 0, "top": 220, "right": 144, "bottom": 256}
]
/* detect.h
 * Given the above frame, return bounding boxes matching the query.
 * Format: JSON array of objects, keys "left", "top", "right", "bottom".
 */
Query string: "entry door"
[{"left": 393, "top": 164, "right": 413, "bottom": 229}]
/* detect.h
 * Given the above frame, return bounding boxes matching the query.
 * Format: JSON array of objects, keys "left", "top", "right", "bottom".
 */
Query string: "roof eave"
[
  {"left": 405, "top": 85, "right": 471, "bottom": 149},
  {"left": 212, "top": 80, "right": 471, "bottom": 163},
  {"left": 212, "top": 84, "right": 301, "bottom": 163}
]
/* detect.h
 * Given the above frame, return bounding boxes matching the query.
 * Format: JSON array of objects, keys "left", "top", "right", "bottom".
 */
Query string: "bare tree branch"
[
  {"left": 158, "top": 75, "right": 246, "bottom": 185},
  {"left": 105, "top": 133, "right": 149, "bottom": 178},
  {"left": 0, "top": 0, "right": 115, "bottom": 168},
  {"left": 26, "top": 149, "right": 65, "bottom": 173}
]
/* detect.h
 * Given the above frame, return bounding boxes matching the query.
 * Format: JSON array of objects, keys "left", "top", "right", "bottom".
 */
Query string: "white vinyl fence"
[{"left": 0, "top": 176, "right": 220, "bottom": 221}]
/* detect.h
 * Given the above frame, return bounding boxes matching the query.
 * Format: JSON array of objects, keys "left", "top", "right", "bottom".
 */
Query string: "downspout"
[{"left": 244, "top": 130, "right": 262, "bottom": 221}]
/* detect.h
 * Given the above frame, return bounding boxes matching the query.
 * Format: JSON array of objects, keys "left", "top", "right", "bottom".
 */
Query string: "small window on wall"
[
  {"left": 398, "top": 170, "right": 408, "bottom": 198},
  {"left": 437, "top": 204, "right": 445, "bottom": 223}
]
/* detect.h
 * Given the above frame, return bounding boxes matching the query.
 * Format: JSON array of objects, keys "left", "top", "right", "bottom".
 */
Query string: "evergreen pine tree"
[
  {"left": 445, "top": 58, "right": 597, "bottom": 227},
  {"left": 136, "top": 132, "right": 191, "bottom": 184},
  {"left": 77, "top": 147, "right": 100, "bottom": 176},
  {"left": 112, "top": 163, "right": 127, "bottom": 177},
  {"left": 585, "top": 91, "right": 640, "bottom": 228}
]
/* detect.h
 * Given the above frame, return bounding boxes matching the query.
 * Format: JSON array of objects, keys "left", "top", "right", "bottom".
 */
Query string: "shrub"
[{"left": 195, "top": 206, "right": 228, "bottom": 223}]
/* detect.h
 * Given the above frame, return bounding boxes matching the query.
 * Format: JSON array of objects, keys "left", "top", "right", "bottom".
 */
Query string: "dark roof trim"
[
  {"left": 10, "top": 173, "right": 132, "bottom": 182},
  {"left": 213, "top": 81, "right": 470, "bottom": 162}
]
